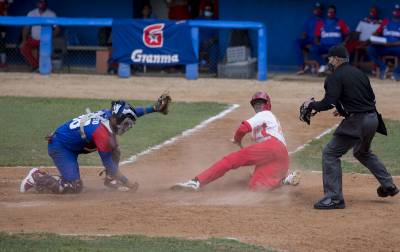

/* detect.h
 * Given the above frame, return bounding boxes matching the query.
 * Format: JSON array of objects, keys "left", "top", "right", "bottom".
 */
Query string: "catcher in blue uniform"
[{"left": 20, "top": 94, "right": 171, "bottom": 194}]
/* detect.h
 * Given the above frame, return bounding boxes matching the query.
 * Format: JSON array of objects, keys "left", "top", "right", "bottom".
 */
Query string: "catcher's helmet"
[
  {"left": 250, "top": 91, "right": 271, "bottom": 111},
  {"left": 111, "top": 100, "right": 137, "bottom": 135}
]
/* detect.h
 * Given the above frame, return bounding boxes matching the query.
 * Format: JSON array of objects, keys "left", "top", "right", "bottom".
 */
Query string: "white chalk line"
[
  {"left": 120, "top": 104, "right": 240, "bottom": 166},
  {"left": 55, "top": 233, "right": 241, "bottom": 242}
]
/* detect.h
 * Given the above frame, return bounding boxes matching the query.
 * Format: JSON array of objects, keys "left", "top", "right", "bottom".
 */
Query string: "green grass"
[
  {"left": 0, "top": 233, "right": 272, "bottom": 252},
  {"left": 292, "top": 119, "right": 400, "bottom": 175},
  {"left": 0, "top": 96, "right": 228, "bottom": 166}
]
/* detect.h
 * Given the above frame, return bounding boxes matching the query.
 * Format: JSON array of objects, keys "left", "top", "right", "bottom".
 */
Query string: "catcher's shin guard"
[
  {"left": 32, "top": 170, "right": 83, "bottom": 194},
  {"left": 32, "top": 170, "right": 62, "bottom": 194},
  {"left": 60, "top": 179, "right": 83, "bottom": 194}
]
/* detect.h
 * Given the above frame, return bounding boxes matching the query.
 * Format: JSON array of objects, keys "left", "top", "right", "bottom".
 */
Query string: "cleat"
[
  {"left": 391, "top": 72, "right": 400, "bottom": 81},
  {"left": 20, "top": 168, "right": 39, "bottom": 192},
  {"left": 296, "top": 65, "right": 310, "bottom": 75},
  {"left": 377, "top": 185, "right": 399, "bottom": 198},
  {"left": 318, "top": 65, "right": 327, "bottom": 74},
  {"left": 379, "top": 66, "right": 388, "bottom": 80},
  {"left": 314, "top": 197, "right": 345, "bottom": 210},
  {"left": 170, "top": 179, "right": 200, "bottom": 191},
  {"left": 282, "top": 171, "right": 301, "bottom": 186}
]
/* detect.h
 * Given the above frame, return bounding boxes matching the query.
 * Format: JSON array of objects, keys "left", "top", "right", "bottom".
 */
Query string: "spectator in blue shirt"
[{"left": 295, "top": 2, "right": 323, "bottom": 75}]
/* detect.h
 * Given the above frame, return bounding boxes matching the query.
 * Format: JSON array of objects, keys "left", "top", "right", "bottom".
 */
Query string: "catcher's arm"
[
  {"left": 103, "top": 170, "right": 139, "bottom": 192},
  {"left": 131, "top": 92, "right": 172, "bottom": 117}
]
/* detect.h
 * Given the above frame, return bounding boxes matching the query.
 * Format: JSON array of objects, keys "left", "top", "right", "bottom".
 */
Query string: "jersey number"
[{"left": 69, "top": 115, "right": 99, "bottom": 130}]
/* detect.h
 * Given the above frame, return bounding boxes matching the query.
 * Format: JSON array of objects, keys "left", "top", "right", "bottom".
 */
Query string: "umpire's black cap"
[{"left": 328, "top": 45, "right": 349, "bottom": 59}]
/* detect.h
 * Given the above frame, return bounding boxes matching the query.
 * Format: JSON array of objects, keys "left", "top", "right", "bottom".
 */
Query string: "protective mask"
[
  {"left": 204, "top": 10, "right": 213, "bottom": 17},
  {"left": 328, "top": 63, "right": 335, "bottom": 72},
  {"left": 327, "top": 12, "right": 336, "bottom": 19},
  {"left": 115, "top": 118, "right": 134, "bottom": 135},
  {"left": 38, "top": 2, "right": 48, "bottom": 12},
  {"left": 313, "top": 9, "right": 322, "bottom": 17},
  {"left": 369, "top": 10, "right": 377, "bottom": 19},
  {"left": 393, "top": 10, "right": 400, "bottom": 19}
]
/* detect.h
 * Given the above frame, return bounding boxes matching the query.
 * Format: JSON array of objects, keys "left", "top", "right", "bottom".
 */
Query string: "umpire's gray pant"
[{"left": 322, "top": 112, "right": 395, "bottom": 200}]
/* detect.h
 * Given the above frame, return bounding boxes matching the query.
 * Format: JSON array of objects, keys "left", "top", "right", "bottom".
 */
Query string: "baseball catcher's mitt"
[
  {"left": 299, "top": 98, "right": 317, "bottom": 125},
  {"left": 102, "top": 171, "right": 139, "bottom": 192},
  {"left": 153, "top": 92, "right": 172, "bottom": 115}
]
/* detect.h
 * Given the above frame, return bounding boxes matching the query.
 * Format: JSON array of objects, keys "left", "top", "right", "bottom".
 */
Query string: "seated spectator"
[
  {"left": 309, "top": 5, "right": 350, "bottom": 74},
  {"left": 199, "top": 0, "right": 218, "bottom": 19},
  {"left": 0, "top": 0, "right": 9, "bottom": 69},
  {"left": 197, "top": 3, "right": 218, "bottom": 73},
  {"left": 165, "top": 0, "right": 191, "bottom": 20},
  {"left": 346, "top": 6, "right": 381, "bottom": 61},
  {"left": 141, "top": 3, "right": 155, "bottom": 19},
  {"left": 20, "top": 0, "right": 60, "bottom": 71},
  {"left": 295, "top": 2, "right": 323, "bottom": 75},
  {"left": 367, "top": 4, "right": 400, "bottom": 81}
]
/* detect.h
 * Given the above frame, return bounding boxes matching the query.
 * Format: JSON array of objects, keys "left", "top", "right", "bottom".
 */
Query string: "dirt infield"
[{"left": 0, "top": 73, "right": 399, "bottom": 251}]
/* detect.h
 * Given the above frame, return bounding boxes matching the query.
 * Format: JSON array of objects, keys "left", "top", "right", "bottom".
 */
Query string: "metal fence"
[{"left": 0, "top": 17, "right": 267, "bottom": 80}]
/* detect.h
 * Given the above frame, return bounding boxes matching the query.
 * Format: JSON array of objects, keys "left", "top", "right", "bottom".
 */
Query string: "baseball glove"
[
  {"left": 153, "top": 92, "right": 172, "bottom": 115},
  {"left": 299, "top": 98, "right": 317, "bottom": 125},
  {"left": 101, "top": 170, "right": 139, "bottom": 192}
]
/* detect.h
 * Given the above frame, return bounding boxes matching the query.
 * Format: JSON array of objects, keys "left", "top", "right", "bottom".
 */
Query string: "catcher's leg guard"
[
  {"left": 32, "top": 170, "right": 62, "bottom": 194},
  {"left": 60, "top": 179, "right": 83, "bottom": 194}
]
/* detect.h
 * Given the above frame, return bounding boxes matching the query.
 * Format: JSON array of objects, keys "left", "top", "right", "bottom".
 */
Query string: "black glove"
[{"left": 299, "top": 98, "right": 317, "bottom": 125}]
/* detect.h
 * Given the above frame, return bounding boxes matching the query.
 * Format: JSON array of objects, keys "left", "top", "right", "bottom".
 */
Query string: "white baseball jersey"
[
  {"left": 246, "top": 110, "right": 286, "bottom": 146},
  {"left": 27, "top": 8, "right": 57, "bottom": 40},
  {"left": 356, "top": 19, "right": 380, "bottom": 42}
]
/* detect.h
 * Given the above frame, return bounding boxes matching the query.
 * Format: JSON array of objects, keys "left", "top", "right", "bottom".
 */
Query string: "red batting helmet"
[{"left": 250, "top": 91, "right": 271, "bottom": 111}]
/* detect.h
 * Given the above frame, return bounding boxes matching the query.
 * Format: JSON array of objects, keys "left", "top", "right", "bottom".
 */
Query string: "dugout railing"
[{"left": 0, "top": 16, "right": 267, "bottom": 81}]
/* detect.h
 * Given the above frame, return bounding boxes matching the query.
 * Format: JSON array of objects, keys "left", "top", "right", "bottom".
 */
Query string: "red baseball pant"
[
  {"left": 196, "top": 136, "right": 289, "bottom": 190},
  {"left": 20, "top": 37, "right": 40, "bottom": 68}
]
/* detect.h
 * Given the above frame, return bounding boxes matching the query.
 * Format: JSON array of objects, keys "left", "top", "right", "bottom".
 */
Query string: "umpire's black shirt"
[{"left": 309, "top": 63, "right": 376, "bottom": 114}]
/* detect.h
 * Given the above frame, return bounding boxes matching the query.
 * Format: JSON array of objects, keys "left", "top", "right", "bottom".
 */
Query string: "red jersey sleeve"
[
  {"left": 92, "top": 124, "right": 113, "bottom": 152},
  {"left": 234, "top": 121, "right": 252, "bottom": 142},
  {"left": 376, "top": 18, "right": 389, "bottom": 34},
  {"left": 314, "top": 20, "right": 323, "bottom": 37},
  {"left": 338, "top": 20, "right": 350, "bottom": 35}
]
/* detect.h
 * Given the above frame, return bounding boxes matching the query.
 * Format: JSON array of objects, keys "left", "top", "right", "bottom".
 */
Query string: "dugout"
[{"left": 3, "top": 0, "right": 400, "bottom": 73}]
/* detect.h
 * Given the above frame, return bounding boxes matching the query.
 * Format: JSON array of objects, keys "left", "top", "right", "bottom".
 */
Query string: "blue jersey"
[
  {"left": 303, "top": 16, "right": 321, "bottom": 41},
  {"left": 315, "top": 18, "right": 349, "bottom": 46},
  {"left": 54, "top": 109, "right": 112, "bottom": 153},
  {"left": 380, "top": 19, "right": 400, "bottom": 43},
  {"left": 51, "top": 105, "right": 153, "bottom": 175}
]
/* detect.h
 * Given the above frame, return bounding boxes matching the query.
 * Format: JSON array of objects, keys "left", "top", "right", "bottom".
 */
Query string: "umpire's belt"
[{"left": 348, "top": 110, "right": 376, "bottom": 117}]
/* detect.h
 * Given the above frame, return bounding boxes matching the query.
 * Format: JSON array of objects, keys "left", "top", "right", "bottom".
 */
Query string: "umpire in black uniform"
[{"left": 303, "top": 45, "right": 399, "bottom": 210}]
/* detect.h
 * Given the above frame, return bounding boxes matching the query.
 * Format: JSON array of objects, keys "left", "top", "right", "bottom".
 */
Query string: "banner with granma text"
[{"left": 111, "top": 19, "right": 197, "bottom": 65}]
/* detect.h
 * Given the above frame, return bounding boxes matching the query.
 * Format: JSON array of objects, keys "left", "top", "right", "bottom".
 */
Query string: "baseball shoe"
[
  {"left": 317, "top": 65, "right": 327, "bottom": 74},
  {"left": 282, "top": 171, "right": 301, "bottom": 186},
  {"left": 379, "top": 66, "right": 388, "bottom": 80},
  {"left": 377, "top": 185, "right": 399, "bottom": 197},
  {"left": 170, "top": 179, "right": 200, "bottom": 191},
  {"left": 296, "top": 65, "right": 310, "bottom": 75},
  {"left": 391, "top": 72, "right": 400, "bottom": 81},
  {"left": 20, "top": 167, "right": 39, "bottom": 192},
  {"left": 314, "top": 196, "right": 345, "bottom": 210}
]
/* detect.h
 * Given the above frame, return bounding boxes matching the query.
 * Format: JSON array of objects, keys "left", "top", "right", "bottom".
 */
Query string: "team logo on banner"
[{"left": 143, "top": 23, "right": 165, "bottom": 48}]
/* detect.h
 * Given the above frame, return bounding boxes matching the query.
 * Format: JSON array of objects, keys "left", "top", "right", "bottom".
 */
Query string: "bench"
[
  {"left": 6, "top": 43, "right": 109, "bottom": 73},
  {"left": 66, "top": 45, "right": 109, "bottom": 74}
]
